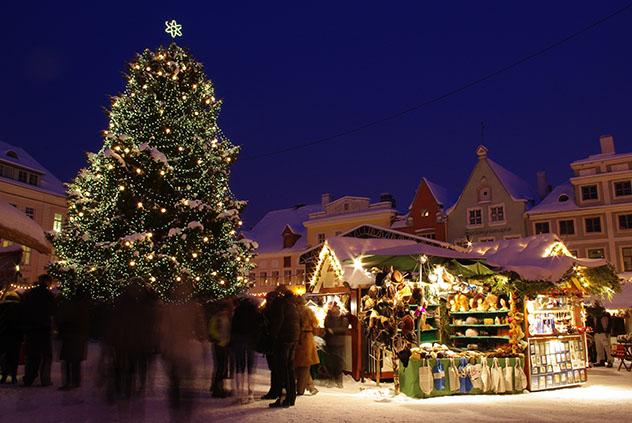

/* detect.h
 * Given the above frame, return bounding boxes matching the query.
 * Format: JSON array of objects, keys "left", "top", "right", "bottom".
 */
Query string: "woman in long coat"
[{"left": 295, "top": 297, "right": 319, "bottom": 395}]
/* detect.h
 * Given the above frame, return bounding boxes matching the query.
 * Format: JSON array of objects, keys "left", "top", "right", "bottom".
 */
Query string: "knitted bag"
[
  {"left": 448, "top": 358, "right": 460, "bottom": 392},
  {"left": 418, "top": 359, "right": 434, "bottom": 395},
  {"left": 458, "top": 357, "right": 473, "bottom": 393},
  {"left": 514, "top": 359, "right": 528, "bottom": 391},
  {"left": 432, "top": 358, "right": 446, "bottom": 390},
  {"left": 491, "top": 357, "right": 506, "bottom": 393},
  {"left": 480, "top": 359, "right": 492, "bottom": 392},
  {"left": 503, "top": 358, "right": 514, "bottom": 392}
]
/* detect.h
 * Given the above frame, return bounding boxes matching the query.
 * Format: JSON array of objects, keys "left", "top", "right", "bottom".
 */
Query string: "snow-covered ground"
[{"left": 1, "top": 342, "right": 631, "bottom": 423}]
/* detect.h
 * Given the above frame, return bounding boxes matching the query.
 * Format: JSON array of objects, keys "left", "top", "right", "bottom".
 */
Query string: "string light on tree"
[{"left": 47, "top": 24, "right": 256, "bottom": 302}]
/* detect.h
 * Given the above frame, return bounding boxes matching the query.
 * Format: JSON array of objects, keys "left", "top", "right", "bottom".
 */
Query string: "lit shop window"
[
  {"left": 22, "top": 246, "right": 31, "bottom": 265},
  {"left": 53, "top": 213, "right": 63, "bottom": 232}
]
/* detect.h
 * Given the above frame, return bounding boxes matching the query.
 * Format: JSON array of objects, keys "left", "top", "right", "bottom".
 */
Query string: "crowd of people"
[{"left": 0, "top": 277, "right": 349, "bottom": 413}]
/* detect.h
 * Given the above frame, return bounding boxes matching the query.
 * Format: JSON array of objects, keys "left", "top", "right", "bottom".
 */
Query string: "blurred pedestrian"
[
  {"left": 158, "top": 281, "right": 206, "bottom": 420},
  {"left": 230, "top": 296, "right": 260, "bottom": 404},
  {"left": 209, "top": 299, "right": 232, "bottom": 398},
  {"left": 295, "top": 296, "right": 319, "bottom": 396},
  {"left": 103, "top": 277, "right": 156, "bottom": 401},
  {"left": 268, "top": 286, "right": 300, "bottom": 408},
  {"left": 55, "top": 287, "right": 90, "bottom": 390},
  {"left": 260, "top": 290, "right": 279, "bottom": 400},
  {"left": 0, "top": 290, "right": 22, "bottom": 384},
  {"left": 324, "top": 302, "right": 347, "bottom": 388},
  {"left": 22, "top": 274, "right": 56, "bottom": 387}
]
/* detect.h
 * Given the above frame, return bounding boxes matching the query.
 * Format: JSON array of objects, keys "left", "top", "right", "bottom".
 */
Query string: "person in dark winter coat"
[
  {"left": 260, "top": 290, "right": 279, "bottom": 400},
  {"left": 268, "top": 286, "right": 300, "bottom": 408},
  {"left": 21, "top": 274, "right": 56, "bottom": 387},
  {"left": 55, "top": 289, "right": 90, "bottom": 389},
  {"left": 208, "top": 300, "right": 232, "bottom": 398},
  {"left": 102, "top": 277, "right": 157, "bottom": 401},
  {"left": 230, "top": 296, "right": 260, "bottom": 404},
  {"left": 0, "top": 290, "right": 23, "bottom": 384},
  {"left": 324, "top": 302, "right": 348, "bottom": 388}
]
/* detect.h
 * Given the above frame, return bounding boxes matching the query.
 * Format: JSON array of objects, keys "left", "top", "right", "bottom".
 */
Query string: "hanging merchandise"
[
  {"left": 503, "top": 358, "right": 514, "bottom": 392},
  {"left": 469, "top": 362, "right": 483, "bottom": 390},
  {"left": 480, "top": 359, "right": 492, "bottom": 392},
  {"left": 458, "top": 357, "right": 472, "bottom": 393},
  {"left": 491, "top": 358, "right": 507, "bottom": 394},
  {"left": 419, "top": 359, "right": 434, "bottom": 395},
  {"left": 448, "top": 358, "right": 460, "bottom": 392},
  {"left": 432, "top": 358, "right": 446, "bottom": 390},
  {"left": 514, "top": 359, "right": 528, "bottom": 391}
]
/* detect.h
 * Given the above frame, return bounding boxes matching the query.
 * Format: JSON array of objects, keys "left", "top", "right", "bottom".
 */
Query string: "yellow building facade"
[
  {"left": 526, "top": 135, "right": 632, "bottom": 273},
  {"left": 0, "top": 141, "right": 66, "bottom": 283}
]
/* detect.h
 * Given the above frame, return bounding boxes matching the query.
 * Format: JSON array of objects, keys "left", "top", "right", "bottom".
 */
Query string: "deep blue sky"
[{"left": 3, "top": 1, "right": 632, "bottom": 226}]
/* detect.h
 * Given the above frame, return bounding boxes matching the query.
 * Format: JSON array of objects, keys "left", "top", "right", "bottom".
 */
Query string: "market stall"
[
  {"left": 355, "top": 234, "right": 619, "bottom": 397},
  {"left": 299, "top": 235, "right": 423, "bottom": 380}
]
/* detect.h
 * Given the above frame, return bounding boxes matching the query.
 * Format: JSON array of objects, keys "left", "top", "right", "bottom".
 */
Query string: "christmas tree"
[{"left": 48, "top": 35, "right": 256, "bottom": 302}]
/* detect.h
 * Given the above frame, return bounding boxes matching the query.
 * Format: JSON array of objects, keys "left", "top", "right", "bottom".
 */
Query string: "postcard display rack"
[{"left": 525, "top": 296, "right": 588, "bottom": 391}]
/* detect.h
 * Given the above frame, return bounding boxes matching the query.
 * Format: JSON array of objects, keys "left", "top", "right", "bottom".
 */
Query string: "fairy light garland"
[{"left": 308, "top": 241, "right": 345, "bottom": 288}]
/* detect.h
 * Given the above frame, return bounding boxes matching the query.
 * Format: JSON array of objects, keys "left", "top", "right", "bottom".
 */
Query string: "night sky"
[{"left": 3, "top": 1, "right": 632, "bottom": 226}]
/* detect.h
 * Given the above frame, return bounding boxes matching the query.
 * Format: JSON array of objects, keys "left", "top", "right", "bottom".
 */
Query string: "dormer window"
[
  {"left": 558, "top": 194, "right": 569, "bottom": 202},
  {"left": 5, "top": 150, "right": 18, "bottom": 159}
]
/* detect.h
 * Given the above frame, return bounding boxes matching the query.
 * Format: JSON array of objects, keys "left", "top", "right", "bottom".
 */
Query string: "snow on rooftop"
[
  {"left": 527, "top": 182, "right": 578, "bottom": 215},
  {"left": 423, "top": 177, "right": 455, "bottom": 208},
  {"left": 245, "top": 204, "right": 321, "bottom": 254},
  {"left": 487, "top": 158, "right": 538, "bottom": 203},
  {"left": 0, "top": 140, "right": 66, "bottom": 196},
  {"left": 471, "top": 234, "right": 605, "bottom": 282}
]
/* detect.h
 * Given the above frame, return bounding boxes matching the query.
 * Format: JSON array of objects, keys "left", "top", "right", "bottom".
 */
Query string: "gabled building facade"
[
  {"left": 392, "top": 177, "right": 453, "bottom": 241},
  {"left": 447, "top": 145, "right": 538, "bottom": 245},
  {"left": 0, "top": 141, "right": 67, "bottom": 283},
  {"left": 526, "top": 135, "right": 632, "bottom": 273}
]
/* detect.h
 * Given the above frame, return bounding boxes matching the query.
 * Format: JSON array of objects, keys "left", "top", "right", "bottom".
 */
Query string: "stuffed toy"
[
  {"left": 499, "top": 298, "right": 508, "bottom": 311},
  {"left": 458, "top": 294, "right": 470, "bottom": 312},
  {"left": 476, "top": 298, "right": 486, "bottom": 312},
  {"left": 485, "top": 293, "right": 499, "bottom": 311},
  {"left": 449, "top": 298, "right": 458, "bottom": 312}
]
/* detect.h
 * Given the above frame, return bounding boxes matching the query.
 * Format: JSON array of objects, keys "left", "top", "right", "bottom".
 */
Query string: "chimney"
[
  {"left": 321, "top": 193, "right": 330, "bottom": 208},
  {"left": 380, "top": 192, "right": 396, "bottom": 209},
  {"left": 536, "top": 171, "right": 551, "bottom": 200},
  {"left": 599, "top": 134, "right": 615, "bottom": 155}
]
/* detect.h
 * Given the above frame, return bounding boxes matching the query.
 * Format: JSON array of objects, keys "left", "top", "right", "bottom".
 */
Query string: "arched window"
[{"left": 5, "top": 150, "right": 18, "bottom": 159}]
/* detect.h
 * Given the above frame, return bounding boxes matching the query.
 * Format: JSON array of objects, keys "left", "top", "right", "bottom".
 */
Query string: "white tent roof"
[
  {"left": 324, "top": 236, "right": 419, "bottom": 262},
  {"left": 600, "top": 283, "right": 632, "bottom": 309},
  {"left": 0, "top": 197, "right": 51, "bottom": 254},
  {"left": 470, "top": 234, "right": 606, "bottom": 282},
  {"left": 364, "top": 242, "right": 481, "bottom": 260}
]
